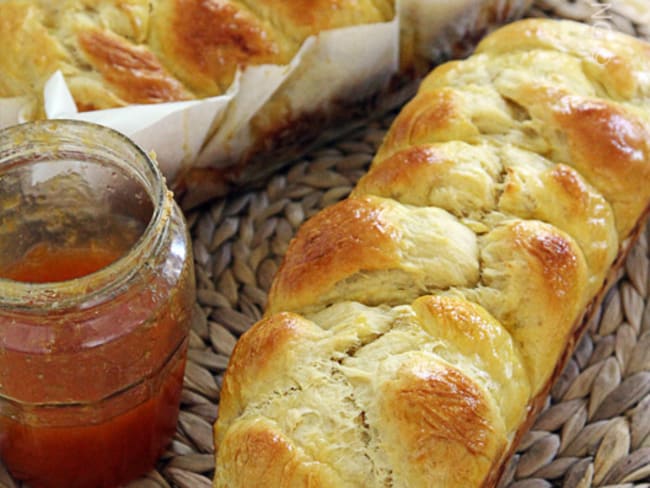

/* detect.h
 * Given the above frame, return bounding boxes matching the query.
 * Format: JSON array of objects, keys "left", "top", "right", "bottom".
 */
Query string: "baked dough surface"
[
  {"left": 0, "top": 0, "right": 395, "bottom": 113},
  {"left": 214, "top": 19, "right": 650, "bottom": 487}
]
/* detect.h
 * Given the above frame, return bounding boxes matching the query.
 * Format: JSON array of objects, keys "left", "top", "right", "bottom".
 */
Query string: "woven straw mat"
[{"left": 2, "top": 1, "right": 650, "bottom": 487}]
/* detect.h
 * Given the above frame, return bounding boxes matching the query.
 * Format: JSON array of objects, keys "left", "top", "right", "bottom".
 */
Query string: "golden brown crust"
[
  {"left": 215, "top": 312, "right": 326, "bottom": 445},
  {"left": 148, "top": 0, "right": 295, "bottom": 96},
  {"left": 358, "top": 144, "right": 441, "bottom": 195},
  {"left": 227, "top": 312, "right": 305, "bottom": 378},
  {"left": 379, "top": 360, "right": 506, "bottom": 487},
  {"left": 375, "top": 19, "right": 650, "bottom": 239},
  {"left": 360, "top": 142, "right": 617, "bottom": 300},
  {"left": 76, "top": 29, "right": 190, "bottom": 105},
  {"left": 356, "top": 142, "right": 500, "bottom": 216},
  {"left": 2, "top": 0, "right": 394, "bottom": 110},
  {"left": 374, "top": 88, "right": 479, "bottom": 161},
  {"left": 512, "top": 223, "right": 581, "bottom": 299},
  {"left": 498, "top": 160, "right": 618, "bottom": 295},
  {"left": 267, "top": 196, "right": 401, "bottom": 313},
  {"left": 216, "top": 418, "right": 344, "bottom": 487},
  {"left": 550, "top": 95, "right": 650, "bottom": 236},
  {"left": 240, "top": 0, "right": 392, "bottom": 43},
  {"left": 547, "top": 164, "right": 588, "bottom": 203},
  {"left": 474, "top": 18, "right": 650, "bottom": 100},
  {"left": 412, "top": 295, "right": 530, "bottom": 432},
  {"left": 464, "top": 219, "right": 588, "bottom": 393},
  {"left": 269, "top": 195, "right": 480, "bottom": 314}
]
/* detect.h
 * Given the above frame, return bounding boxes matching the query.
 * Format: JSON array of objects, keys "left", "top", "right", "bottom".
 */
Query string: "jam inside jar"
[{"left": 0, "top": 121, "right": 195, "bottom": 488}]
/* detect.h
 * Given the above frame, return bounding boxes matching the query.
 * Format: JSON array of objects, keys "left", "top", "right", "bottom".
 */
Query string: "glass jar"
[{"left": 0, "top": 120, "right": 195, "bottom": 488}]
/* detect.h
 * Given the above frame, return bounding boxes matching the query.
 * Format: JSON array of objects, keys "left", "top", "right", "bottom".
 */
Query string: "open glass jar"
[{"left": 0, "top": 120, "right": 195, "bottom": 488}]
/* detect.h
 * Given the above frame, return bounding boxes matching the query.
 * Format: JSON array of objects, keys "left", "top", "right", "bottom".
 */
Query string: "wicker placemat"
[{"left": 1, "top": 2, "right": 649, "bottom": 488}]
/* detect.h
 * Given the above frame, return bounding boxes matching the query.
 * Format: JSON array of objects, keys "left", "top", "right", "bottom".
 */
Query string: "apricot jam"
[
  {"left": 0, "top": 121, "right": 195, "bottom": 488},
  {"left": 2, "top": 243, "right": 124, "bottom": 283}
]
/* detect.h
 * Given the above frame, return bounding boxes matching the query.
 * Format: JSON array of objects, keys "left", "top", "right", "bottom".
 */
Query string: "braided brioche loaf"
[
  {"left": 1, "top": 0, "right": 533, "bottom": 204},
  {"left": 0, "top": 0, "right": 393, "bottom": 112},
  {"left": 213, "top": 18, "right": 650, "bottom": 487},
  {"left": 0, "top": 0, "right": 534, "bottom": 115},
  {"left": 1, "top": 0, "right": 394, "bottom": 111}
]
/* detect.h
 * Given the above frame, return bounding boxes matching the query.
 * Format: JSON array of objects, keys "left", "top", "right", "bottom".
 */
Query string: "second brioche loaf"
[
  {"left": 213, "top": 18, "right": 650, "bottom": 487},
  {"left": 0, "top": 0, "right": 533, "bottom": 205},
  {"left": 0, "top": 0, "right": 394, "bottom": 112}
]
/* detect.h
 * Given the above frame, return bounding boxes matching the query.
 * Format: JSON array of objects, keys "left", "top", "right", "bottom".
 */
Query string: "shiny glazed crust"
[
  {"left": 214, "top": 19, "right": 650, "bottom": 487},
  {"left": 0, "top": 0, "right": 529, "bottom": 119},
  {"left": 0, "top": 0, "right": 393, "bottom": 112}
]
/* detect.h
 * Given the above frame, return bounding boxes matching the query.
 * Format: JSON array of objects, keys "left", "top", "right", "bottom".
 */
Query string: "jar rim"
[{"left": 0, "top": 119, "right": 170, "bottom": 311}]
